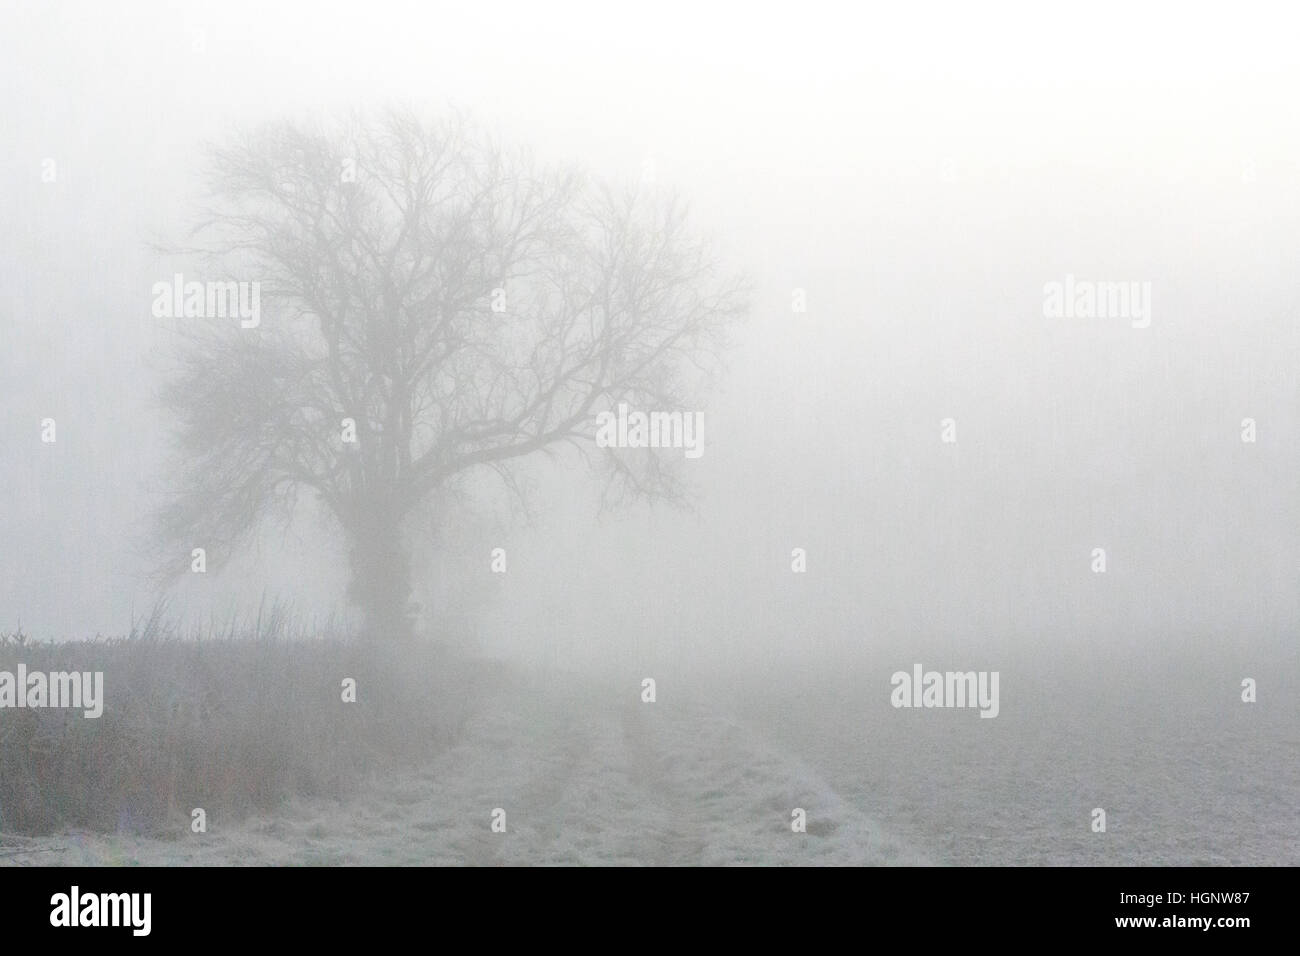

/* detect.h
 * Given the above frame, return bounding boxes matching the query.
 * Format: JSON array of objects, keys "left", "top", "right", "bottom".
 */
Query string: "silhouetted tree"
[{"left": 158, "top": 110, "right": 748, "bottom": 639}]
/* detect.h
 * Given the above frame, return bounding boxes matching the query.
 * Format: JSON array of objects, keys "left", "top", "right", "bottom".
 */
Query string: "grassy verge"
[{"left": 0, "top": 609, "right": 497, "bottom": 836}]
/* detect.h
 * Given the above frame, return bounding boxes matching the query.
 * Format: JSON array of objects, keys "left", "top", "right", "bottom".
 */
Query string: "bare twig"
[{"left": 0, "top": 845, "right": 68, "bottom": 858}]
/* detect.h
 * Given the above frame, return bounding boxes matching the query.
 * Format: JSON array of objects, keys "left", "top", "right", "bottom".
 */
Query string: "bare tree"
[{"left": 157, "top": 110, "right": 749, "bottom": 640}]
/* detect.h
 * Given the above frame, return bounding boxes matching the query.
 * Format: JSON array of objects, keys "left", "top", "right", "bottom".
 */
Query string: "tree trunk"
[{"left": 346, "top": 516, "right": 414, "bottom": 641}]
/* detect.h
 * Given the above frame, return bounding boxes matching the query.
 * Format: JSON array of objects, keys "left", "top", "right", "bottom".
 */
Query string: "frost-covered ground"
[
  {"left": 6, "top": 673, "right": 930, "bottom": 866},
  {"left": 16, "top": 648, "right": 1287, "bottom": 868},
  {"left": 734, "top": 652, "right": 1300, "bottom": 867}
]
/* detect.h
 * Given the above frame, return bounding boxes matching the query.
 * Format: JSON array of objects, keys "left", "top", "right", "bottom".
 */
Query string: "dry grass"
[{"left": 0, "top": 604, "right": 501, "bottom": 836}]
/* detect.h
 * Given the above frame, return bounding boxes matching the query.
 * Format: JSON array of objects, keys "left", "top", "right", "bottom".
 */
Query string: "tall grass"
[{"left": 0, "top": 604, "right": 500, "bottom": 836}]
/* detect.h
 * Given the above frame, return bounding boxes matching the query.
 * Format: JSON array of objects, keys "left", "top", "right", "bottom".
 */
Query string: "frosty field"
[
  {"left": 4, "top": 669, "right": 927, "bottom": 867},
  {"left": 4, "top": 644, "right": 1293, "bottom": 867}
]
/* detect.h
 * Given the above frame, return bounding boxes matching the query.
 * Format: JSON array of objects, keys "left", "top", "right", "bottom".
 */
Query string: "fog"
[{"left": 1, "top": 1, "right": 1296, "bottom": 866}]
